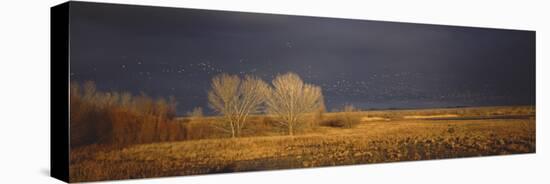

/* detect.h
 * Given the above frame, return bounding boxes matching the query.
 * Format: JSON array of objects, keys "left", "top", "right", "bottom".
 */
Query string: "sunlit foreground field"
[{"left": 70, "top": 106, "right": 535, "bottom": 182}]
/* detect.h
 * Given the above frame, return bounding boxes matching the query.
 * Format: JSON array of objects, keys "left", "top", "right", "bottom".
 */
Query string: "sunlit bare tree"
[
  {"left": 341, "top": 104, "right": 360, "bottom": 128},
  {"left": 208, "top": 74, "right": 268, "bottom": 138},
  {"left": 265, "top": 72, "right": 324, "bottom": 135},
  {"left": 186, "top": 107, "right": 204, "bottom": 118}
]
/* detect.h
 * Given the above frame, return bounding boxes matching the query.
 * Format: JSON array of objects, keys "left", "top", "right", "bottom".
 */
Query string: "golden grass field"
[{"left": 69, "top": 106, "right": 535, "bottom": 182}]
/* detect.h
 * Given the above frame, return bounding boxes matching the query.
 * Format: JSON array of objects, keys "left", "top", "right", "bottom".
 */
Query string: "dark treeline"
[{"left": 70, "top": 81, "right": 186, "bottom": 148}]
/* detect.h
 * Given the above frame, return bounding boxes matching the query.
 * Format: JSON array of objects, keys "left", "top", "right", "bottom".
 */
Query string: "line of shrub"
[{"left": 70, "top": 81, "right": 186, "bottom": 148}]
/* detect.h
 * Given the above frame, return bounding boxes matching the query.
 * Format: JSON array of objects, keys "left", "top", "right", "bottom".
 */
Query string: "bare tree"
[
  {"left": 208, "top": 74, "right": 268, "bottom": 138},
  {"left": 165, "top": 96, "right": 178, "bottom": 119},
  {"left": 186, "top": 107, "right": 204, "bottom": 118},
  {"left": 341, "top": 104, "right": 360, "bottom": 128},
  {"left": 265, "top": 72, "right": 324, "bottom": 135}
]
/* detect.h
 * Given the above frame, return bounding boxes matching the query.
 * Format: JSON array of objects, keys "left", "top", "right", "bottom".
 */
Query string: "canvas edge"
[{"left": 51, "top": 1, "right": 70, "bottom": 183}]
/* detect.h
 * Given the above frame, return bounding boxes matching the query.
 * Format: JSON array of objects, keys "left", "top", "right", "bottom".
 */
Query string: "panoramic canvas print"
[{"left": 63, "top": 1, "right": 535, "bottom": 182}]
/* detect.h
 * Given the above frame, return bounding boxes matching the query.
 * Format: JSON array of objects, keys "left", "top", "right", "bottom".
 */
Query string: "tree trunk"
[
  {"left": 289, "top": 123, "right": 294, "bottom": 136},
  {"left": 231, "top": 124, "right": 236, "bottom": 138}
]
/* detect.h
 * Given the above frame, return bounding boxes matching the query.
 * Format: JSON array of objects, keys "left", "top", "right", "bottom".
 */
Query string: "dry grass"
[
  {"left": 404, "top": 114, "right": 459, "bottom": 119},
  {"left": 69, "top": 106, "right": 535, "bottom": 182}
]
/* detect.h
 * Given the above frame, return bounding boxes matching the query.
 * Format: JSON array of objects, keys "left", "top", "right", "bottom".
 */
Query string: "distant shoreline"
[
  {"left": 357, "top": 104, "right": 535, "bottom": 112},
  {"left": 177, "top": 105, "right": 535, "bottom": 119}
]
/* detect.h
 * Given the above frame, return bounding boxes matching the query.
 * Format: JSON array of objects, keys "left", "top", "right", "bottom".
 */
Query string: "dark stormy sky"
[{"left": 68, "top": 2, "right": 535, "bottom": 115}]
